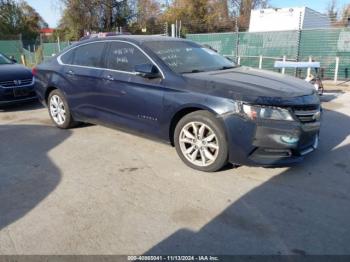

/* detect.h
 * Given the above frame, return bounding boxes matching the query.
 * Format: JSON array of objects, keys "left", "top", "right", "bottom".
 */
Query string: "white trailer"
[{"left": 249, "top": 7, "right": 331, "bottom": 32}]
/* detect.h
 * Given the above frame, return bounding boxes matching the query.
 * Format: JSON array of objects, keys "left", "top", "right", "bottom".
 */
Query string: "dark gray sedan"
[{"left": 34, "top": 36, "right": 321, "bottom": 172}]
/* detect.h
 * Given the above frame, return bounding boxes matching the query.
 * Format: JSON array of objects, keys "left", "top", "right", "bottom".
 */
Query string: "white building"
[{"left": 249, "top": 7, "right": 331, "bottom": 32}]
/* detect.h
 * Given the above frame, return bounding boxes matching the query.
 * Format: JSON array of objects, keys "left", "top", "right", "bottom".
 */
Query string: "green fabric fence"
[
  {"left": 299, "top": 28, "right": 350, "bottom": 79},
  {"left": 0, "top": 40, "right": 72, "bottom": 65},
  {"left": 186, "top": 28, "right": 350, "bottom": 80},
  {"left": 42, "top": 42, "right": 71, "bottom": 59},
  {"left": 187, "top": 32, "right": 237, "bottom": 57},
  {"left": 0, "top": 40, "right": 23, "bottom": 62}
]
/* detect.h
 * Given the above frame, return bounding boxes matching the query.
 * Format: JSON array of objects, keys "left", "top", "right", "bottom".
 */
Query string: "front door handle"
[
  {"left": 106, "top": 75, "right": 114, "bottom": 81},
  {"left": 66, "top": 70, "right": 75, "bottom": 76}
]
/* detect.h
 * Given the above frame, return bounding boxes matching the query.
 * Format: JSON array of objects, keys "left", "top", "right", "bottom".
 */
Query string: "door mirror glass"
[
  {"left": 9, "top": 56, "right": 17, "bottom": 63},
  {"left": 134, "top": 64, "right": 160, "bottom": 78}
]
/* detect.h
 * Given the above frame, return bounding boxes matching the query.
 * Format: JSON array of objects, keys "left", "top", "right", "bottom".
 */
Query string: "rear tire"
[
  {"left": 48, "top": 89, "right": 78, "bottom": 129},
  {"left": 174, "top": 110, "right": 228, "bottom": 172}
]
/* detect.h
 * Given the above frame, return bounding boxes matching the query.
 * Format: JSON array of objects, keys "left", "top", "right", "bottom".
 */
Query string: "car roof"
[{"left": 79, "top": 35, "right": 189, "bottom": 45}]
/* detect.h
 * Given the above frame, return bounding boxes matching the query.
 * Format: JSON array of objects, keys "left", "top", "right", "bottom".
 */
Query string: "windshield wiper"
[
  {"left": 181, "top": 69, "right": 204, "bottom": 74},
  {"left": 181, "top": 66, "right": 235, "bottom": 74},
  {"left": 218, "top": 66, "right": 236, "bottom": 70}
]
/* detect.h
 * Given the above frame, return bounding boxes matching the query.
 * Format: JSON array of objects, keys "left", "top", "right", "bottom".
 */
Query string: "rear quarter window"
[{"left": 60, "top": 49, "right": 75, "bottom": 64}]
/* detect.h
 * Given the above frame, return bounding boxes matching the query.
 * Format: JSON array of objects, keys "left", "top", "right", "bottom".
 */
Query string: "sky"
[
  {"left": 25, "top": 0, "right": 350, "bottom": 28},
  {"left": 269, "top": 0, "right": 349, "bottom": 12},
  {"left": 25, "top": 0, "right": 62, "bottom": 28}
]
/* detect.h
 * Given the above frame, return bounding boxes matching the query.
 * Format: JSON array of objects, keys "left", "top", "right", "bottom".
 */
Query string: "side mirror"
[
  {"left": 9, "top": 56, "right": 17, "bottom": 63},
  {"left": 203, "top": 44, "right": 218, "bottom": 53},
  {"left": 225, "top": 56, "right": 234, "bottom": 62},
  {"left": 134, "top": 64, "right": 161, "bottom": 79}
]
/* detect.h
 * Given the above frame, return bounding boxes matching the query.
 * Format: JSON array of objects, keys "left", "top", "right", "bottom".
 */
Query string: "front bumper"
[
  {"left": 0, "top": 85, "right": 37, "bottom": 106},
  {"left": 222, "top": 113, "right": 321, "bottom": 166}
]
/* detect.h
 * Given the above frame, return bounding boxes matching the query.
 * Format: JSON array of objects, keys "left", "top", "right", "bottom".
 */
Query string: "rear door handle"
[{"left": 106, "top": 75, "right": 114, "bottom": 81}]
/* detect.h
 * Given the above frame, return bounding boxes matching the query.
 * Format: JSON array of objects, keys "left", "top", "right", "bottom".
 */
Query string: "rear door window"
[
  {"left": 106, "top": 42, "right": 150, "bottom": 72},
  {"left": 72, "top": 42, "right": 106, "bottom": 68}
]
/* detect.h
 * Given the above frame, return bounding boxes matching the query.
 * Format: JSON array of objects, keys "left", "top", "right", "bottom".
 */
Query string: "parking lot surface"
[{"left": 0, "top": 91, "right": 350, "bottom": 255}]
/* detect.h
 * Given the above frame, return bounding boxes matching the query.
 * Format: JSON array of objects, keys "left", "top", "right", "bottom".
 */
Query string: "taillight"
[{"left": 32, "top": 67, "right": 38, "bottom": 76}]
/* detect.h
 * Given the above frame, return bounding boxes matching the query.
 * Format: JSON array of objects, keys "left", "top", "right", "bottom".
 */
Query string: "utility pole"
[
  {"left": 175, "top": 20, "right": 178, "bottom": 37},
  {"left": 164, "top": 22, "right": 169, "bottom": 36},
  {"left": 178, "top": 20, "right": 182, "bottom": 38},
  {"left": 57, "top": 36, "right": 61, "bottom": 53},
  {"left": 296, "top": 11, "right": 303, "bottom": 76},
  {"left": 235, "top": 16, "right": 239, "bottom": 63},
  {"left": 232, "top": 1, "right": 240, "bottom": 63},
  {"left": 171, "top": 24, "right": 175, "bottom": 38}
]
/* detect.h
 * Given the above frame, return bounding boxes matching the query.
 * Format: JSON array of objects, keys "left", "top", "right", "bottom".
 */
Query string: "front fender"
[{"left": 160, "top": 91, "right": 234, "bottom": 142}]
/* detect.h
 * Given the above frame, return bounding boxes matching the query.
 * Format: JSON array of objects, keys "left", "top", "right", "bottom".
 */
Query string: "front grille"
[
  {"left": 293, "top": 105, "right": 321, "bottom": 123},
  {"left": 0, "top": 88, "right": 36, "bottom": 101},
  {"left": 0, "top": 78, "right": 33, "bottom": 88}
]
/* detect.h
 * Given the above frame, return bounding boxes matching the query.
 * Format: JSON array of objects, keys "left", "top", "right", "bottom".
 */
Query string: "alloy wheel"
[
  {"left": 50, "top": 95, "right": 66, "bottom": 125},
  {"left": 179, "top": 121, "right": 219, "bottom": 167}
]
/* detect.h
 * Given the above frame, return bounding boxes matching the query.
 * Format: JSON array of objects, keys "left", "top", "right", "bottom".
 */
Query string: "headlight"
[{"left": 241, "top": 104, "right": 294, "bottom": 121}]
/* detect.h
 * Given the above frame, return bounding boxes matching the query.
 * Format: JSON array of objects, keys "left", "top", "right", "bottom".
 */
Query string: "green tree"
[
  {"left": 0, "top": 0, "right": 47, "bottom": 40},
  {"left": 137, "top": 0, "right": 160, "bottom": 27},
  {"left": 128, "top": 0, "right": 162, "bottom": 34},
  {"left": 58, "top": 0, "right": 138, "bottom": 39},
  {"left": 0, "top": 0, "right": 23, "bottom": 38},
  {"left": 57, "top": 0, "right": 100, "bottom": 40},
  {"left": 161, "top": 0, "right": 233, "bottom": 33},
  {"left": 98, "top": 0, "right": 134, "bottom": 30},
  {"left": 19, "top": 1, "right": 48, "bottom": 40},
  {"left": 161, "top": 0, "right": 209, "bottom": 33}
]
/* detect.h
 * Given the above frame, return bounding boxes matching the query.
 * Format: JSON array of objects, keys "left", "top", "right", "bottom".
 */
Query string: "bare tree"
[
  {"left": 230, "top": 0, "right": 268, "bottom": 30},
  {"left": 327, "top": 0, "right": 338, "bottom": 24},
  {"left": 340, "top": 4, "right": 350, "bottom": 26},
  {"left": 137, "top": 0, "right": 161, "bottom": 27},
  {"left": 96, "top": 0, "right": 134, "bottom": 31}
]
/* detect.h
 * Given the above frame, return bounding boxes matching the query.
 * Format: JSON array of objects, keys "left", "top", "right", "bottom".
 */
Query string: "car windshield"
[
  {"left": 144, "top": 40, "right": 236, "bottom": 74},
  {"left": 0, "top": 54, "right": 13, "bottom": 65}
]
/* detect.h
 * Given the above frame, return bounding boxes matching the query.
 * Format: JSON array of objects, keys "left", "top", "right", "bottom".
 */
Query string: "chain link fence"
[
  {"left": 0, "top": 34, "right": 74, "bottom": 67},
  {"left": 1, "top": 21, "right": 350, "bottom": 82},
  {"left": 0, "top": 21, "right": 169, "bottom": 67},
  {"left": 0, "top": 35, "right": 23, "bottom": 63},
  {"left": 187, "top": 27, "right": 350, "bottom": 81},
  {"left": 42, "top": 41, "right": 71, "bottom": 61}
]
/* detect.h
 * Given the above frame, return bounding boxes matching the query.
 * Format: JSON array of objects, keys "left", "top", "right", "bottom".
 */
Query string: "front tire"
[
  {"left": 174, "top": 110, "right": 228, "bottom": 172},
  {"left": 48, "top": 89, "right": 77, "bottom": 129}
]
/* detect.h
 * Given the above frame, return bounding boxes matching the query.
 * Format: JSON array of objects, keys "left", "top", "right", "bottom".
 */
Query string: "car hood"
[
  {"left": 183, "top": 66, "right": 316, "bottom": 103},
  {"left": 0, "top": 64, "right": 32, "bottom": 81}
]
